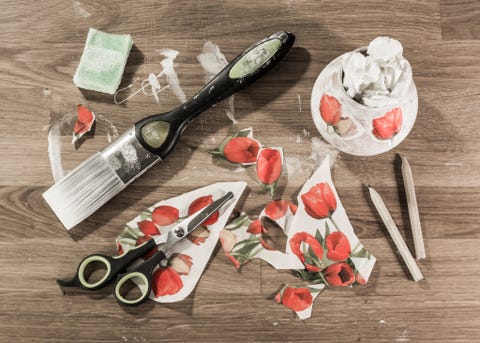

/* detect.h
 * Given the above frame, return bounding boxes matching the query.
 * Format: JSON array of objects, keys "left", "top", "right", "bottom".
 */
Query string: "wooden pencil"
[
  {"left": 401, "top": 155, "right": 426, "bottom": 260},
  {"left": 368, "top": 185, "right": 424, "bottom": 282}
]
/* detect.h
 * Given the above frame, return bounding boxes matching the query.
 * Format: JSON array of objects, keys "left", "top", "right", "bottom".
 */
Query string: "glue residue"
[
  {"left": 197, "top": 41, "right": 236, "bottom": 123},
  {"left": 114, "top": 48, "right": 185, "bottom": 105},
  {"left": 46, "top": 113, "right": 76, "bottom": 183}
]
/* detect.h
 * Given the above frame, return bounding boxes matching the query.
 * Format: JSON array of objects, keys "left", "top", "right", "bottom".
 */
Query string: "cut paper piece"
[
  {"left": 208, "top": 127, "right": 262, "bottom": 165},
  {"left": 220, "top": 157, "right": 375, "bottom": 319},
  {"left": 220, "top": 209, "right": 304, "bottom": 270},
  {"left": 116, "top": 181, "right": 247, "bottom": 303},
  {"left": 257, "top": 147, "right": 284, "bottom": 199},
  {"left": 72, "top": 105, "right": 96, "bottom": 144},
  {"left": 275, "top": 284, "right": 325, "bottom": 320},
  {"left": 197, "top": 41, "right": 236, "bottom": 123},
  {"left": 73, "top": 28, "right": 133, "bottom": 94},
  {"left": 286, "top": 158, "right": 376, "bottom": 285}
]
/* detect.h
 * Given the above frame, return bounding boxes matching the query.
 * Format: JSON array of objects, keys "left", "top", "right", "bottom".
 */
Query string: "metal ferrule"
[{"left": 100, "top": 127, "right": 161, "bottom": 184}]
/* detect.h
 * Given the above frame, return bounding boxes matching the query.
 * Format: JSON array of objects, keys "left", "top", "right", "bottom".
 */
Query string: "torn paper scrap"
[
  {"left": 208, "top": 127, "right": 262, "bottom": 165},
  {"left": 72, "top": 104, "right": 96, "bottom": 144},
  {"left": 116, "top": 181, "right": 247, "bottom": 303},
  {"left": 275, "top": 284, "right": 325, "bottom": 320},
  {"left": 286, "top": 157, "right": 376, "bottom": 284}
]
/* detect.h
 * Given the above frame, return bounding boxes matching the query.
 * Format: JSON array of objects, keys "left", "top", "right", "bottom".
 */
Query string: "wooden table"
[{"left": 1, "top": 0, "right": 479, "bottom": 342}]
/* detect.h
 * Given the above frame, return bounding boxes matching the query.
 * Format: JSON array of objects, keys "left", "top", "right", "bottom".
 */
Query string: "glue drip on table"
[{"left": 342, "top": 37, "right": 412, "bottom": 107}]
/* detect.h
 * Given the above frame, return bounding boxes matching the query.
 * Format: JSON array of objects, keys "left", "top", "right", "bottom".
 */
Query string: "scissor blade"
[
  {"left": 161, "top": 191, "right": 234, "bottom": 251},
  {"left": 187, "top": 191, "right": 234, "bottom": 232}
]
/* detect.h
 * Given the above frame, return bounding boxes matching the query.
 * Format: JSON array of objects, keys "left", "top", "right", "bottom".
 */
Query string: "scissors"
[{"left": 57, "top": 191, "right": 234, "bottom": 306}]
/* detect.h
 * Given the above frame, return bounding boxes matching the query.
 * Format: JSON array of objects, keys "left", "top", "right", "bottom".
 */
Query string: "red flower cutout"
[
  {"left": 220, "top": 229, "right": 241, "bottom": 269},
  {"left": 135, "top": 235, "right": 158, "bottom": 260},
  {"left": 325, "top": 232, "right": 351, "bottom": 261},
  {"left": 355, "top": 273, "right": 367, "bottom": 285},
  {"left": 256, "top": 148, "right": 282, "bottom": 185},
  {"left": 74, "top": 104, "right": 95, "bottom": 136},
  {"left": 289, "top": 232, "right": 324, "bottom": 272},
  {"left": 301, "top": 182, "right": 337, "bottom": 219},
  {"left": 223, "top": 137, "right": 260, "bottom": 164},
  {"left": 170, "top": 254, "right": 193, "bottom": 275},
  {"left": 152, "top": 267, "right": 183, "bottom": 297},
  {"left": 265, "top": 200, "right": 297, "bottom": 220},
  {"left": 320, "top": 94, "right": 341, "bottom": 125},
  {"left": 137, "top": 220, "right": 160, "bottom": 236},
  {"left": 324, "top": 263, "right": 355, "bottom": 286},
  {"left": 247, "top": 219, "right": 267, "bottom": 234},
  {"left": 152, "top": 205, "right": 179, "bottom": 226},
  {"left": 116, "top": 241, "right": 124, "bottom": 255},
  {"left": 277, "top": 287, "right": 313, "bottom": 312},
  {"left": 187, "top": 226, "right": 210, "bottom": 245},
  {"left": 188, "top": 195, "right": 219, "bottom": 226},
  {"left": 372, "top": 107, "right": 403, "bottom": 140}
]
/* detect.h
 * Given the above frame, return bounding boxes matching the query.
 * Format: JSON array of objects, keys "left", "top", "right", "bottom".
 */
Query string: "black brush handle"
[{"left": 134, "top": 31, "right": 295, "bottom": 157}]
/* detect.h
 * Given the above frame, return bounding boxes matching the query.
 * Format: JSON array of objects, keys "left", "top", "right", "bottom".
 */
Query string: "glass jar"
[{"left": 310, "top": 48, "right": 418, "bottom": 156}]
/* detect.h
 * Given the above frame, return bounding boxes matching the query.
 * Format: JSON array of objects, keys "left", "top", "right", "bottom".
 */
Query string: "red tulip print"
[
  {"left": 223, "top": 137, "right": 260, "bottom": 164},
  {"left": 320, "top": 94, "right": 341, "bottom": 126},
  {"left": 135, "top": 235, "right": 158, "bottom": 260},
  {"left": 301, "top": 182, "right": 337, "bottom": 219},
  {"left": 372, "top": 107, "right": 403, "bottom": 140},
  {"left": 170, "top": 254, "right": 193, "bottom": 275},
  {"left": 324, "top": 263, "right": 355, "bottom": 286},
  {"left": 355, "top": 273, "right": 366, "bottom": 285},
  {"left": 265, "top": 200, "right": 297, "bottom": 220},
  {"left": 247, "top": 219, "right": 267, "bottom": 234},
  {"left": 289, "top": 232, "right": 324, "bottom": 272},
  {"left": 137, "top": 220, "right": 160, "bottom": 236},
  {"left": 325, "top": 232, "right": 351, "bottom": 261},
  {"left": 257, "top": 148, "right": 282, "bottom": 185},
  {"left": 219, "top": 229, "right": 241, "bottom": 269},
  {"left": 187, "top": 226, "right": 210, "bottom": 245},
  {"left": 276, "top": 286, "right": 313, "bottom": 312},
  {"left": 152, "top": 267, "right": 183, "bottom": 297},
  {"left": 188, "top": 195, "right": 219, "bottom": 226},
  {"left": 152, "top": 205, "right": 179, "bottom": 226},
  {"left": 72, "top": 104, "right": 95, "bottom": 143},
  {"left": 116, "top": 242, "right": 124, "bottom": 256}
]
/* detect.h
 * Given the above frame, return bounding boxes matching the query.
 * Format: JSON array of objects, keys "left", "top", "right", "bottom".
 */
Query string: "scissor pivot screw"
[{"left": 174, "top": 227, "right": 185, "bottom": 237}]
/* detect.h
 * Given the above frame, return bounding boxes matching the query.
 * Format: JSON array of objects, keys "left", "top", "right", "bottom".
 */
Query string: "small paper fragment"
[{"left": 72, "top": 105, "right": 96, "bottom": 144}]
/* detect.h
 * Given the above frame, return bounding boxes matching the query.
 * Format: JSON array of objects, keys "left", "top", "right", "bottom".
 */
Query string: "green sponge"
[{"left": 73, "top": 28, "right": 133, "bottom": 94}]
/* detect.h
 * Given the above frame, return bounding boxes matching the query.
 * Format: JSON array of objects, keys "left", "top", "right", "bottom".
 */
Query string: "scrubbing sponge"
[{"left": 73, "top": 28, "right": 133, "bottom": 94}]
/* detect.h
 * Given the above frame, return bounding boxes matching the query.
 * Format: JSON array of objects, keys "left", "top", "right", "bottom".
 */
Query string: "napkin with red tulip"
[
  {"left": 115, "top": 181, "right": 247, "bottom": 302},
  {"left": 219, "top": 157, "right": 376, "bottom": 319}
]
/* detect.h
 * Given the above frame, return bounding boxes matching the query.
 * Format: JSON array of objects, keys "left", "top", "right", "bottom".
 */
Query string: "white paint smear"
[
  {"left": 46, "top": 114, "right": 76, "bottom": 183},
  {"left": 197, "top": 41, "right": 236, "bottom": 123},
  {"left": 310, "top": 137, "right": 339, "bottom": 170},
  {"left": 73, "top": 0, "right": 91, "bottom": 18},
  {"left": 159, "top": 49, "right": 187, "bottom": 103}
]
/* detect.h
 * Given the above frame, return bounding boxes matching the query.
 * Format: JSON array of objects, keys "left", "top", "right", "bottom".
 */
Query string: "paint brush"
[
  {"left": 367, "top": 185, "right": 423, "bottom": 282},
  {"left": 43, "top": 32, "right": 295, "bottom": 230},
  {"left": 400, "top": 155, "right": 426, "bottom": 260}
]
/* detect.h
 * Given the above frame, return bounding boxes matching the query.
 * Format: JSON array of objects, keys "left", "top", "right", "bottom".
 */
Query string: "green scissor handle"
[
  {"left": 113, "top": 249, "right": 167, "bottom": 306},
  {"left": 57, "top": 238, "right": 157, "bottom": 290}
]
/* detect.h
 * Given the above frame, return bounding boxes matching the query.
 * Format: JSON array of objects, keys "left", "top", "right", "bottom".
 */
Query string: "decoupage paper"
[
  {"left": 220, "top": 157, "right": 376, "bottom": 319},
  {"left": 116, "top": 181, "right": 247, "bottom": 303}
]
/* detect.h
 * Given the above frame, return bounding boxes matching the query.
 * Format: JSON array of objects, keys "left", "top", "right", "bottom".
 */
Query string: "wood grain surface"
[{"left": 1, "top": 0, "right": 479, "bottom": 342}]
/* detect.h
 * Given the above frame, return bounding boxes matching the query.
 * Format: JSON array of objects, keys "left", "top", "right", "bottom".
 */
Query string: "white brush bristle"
[{"left": 43, "top": 153, "right": 126, "bottom": 230}]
